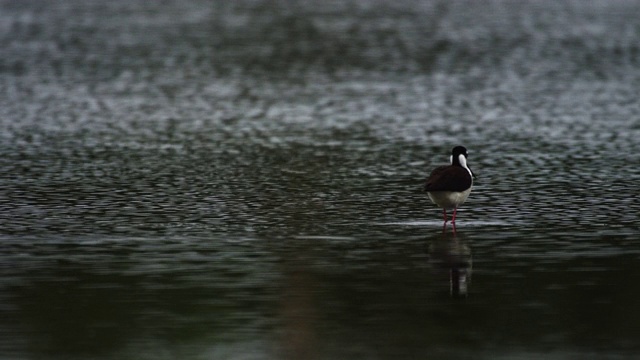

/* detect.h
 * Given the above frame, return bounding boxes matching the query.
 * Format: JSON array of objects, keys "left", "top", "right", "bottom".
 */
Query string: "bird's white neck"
[{"left": 457, "top": 154, "right": 473, "bottom": 178}]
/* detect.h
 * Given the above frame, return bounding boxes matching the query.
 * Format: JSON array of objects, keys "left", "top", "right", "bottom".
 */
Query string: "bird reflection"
[
  {"left": 427, "top": 231, "right": 472, "bottom": 297},
  {"left": 278, "top": 254, "right": 319, "bottom": 360}
]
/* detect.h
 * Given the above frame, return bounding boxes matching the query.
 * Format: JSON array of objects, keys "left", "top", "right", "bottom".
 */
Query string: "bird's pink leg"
[
  {"left": 450, "top": 208, "right": 458, "bottom": 234},
  {"left": 442, "top": 208, "right": 448, "bottom": 223}
]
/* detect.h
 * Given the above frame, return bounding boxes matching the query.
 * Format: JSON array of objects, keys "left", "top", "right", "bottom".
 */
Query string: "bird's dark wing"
[{"left": 424, "top": 166, "right": 472, "bottom": 192}]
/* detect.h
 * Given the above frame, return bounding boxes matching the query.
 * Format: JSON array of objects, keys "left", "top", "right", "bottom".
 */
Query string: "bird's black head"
[
  {"left": 450, "top": 146, "right": 475, "bottom": 179},
  {"left": 451, "top": 146, "right": 468, "bottom": 159}
]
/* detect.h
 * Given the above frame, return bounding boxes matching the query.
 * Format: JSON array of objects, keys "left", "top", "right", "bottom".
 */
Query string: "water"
[{"left": 1, "top": 0, "right": 640, "bottom": 359}]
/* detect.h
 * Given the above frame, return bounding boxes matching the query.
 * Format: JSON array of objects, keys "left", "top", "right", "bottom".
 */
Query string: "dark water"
[{"left": 2, "top": 0, "right": 640, "bottom": 359}]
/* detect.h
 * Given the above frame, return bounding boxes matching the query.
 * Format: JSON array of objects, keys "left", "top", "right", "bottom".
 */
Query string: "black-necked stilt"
[{"left": 424, "top": 146, "right": 475, "bottom": 225}]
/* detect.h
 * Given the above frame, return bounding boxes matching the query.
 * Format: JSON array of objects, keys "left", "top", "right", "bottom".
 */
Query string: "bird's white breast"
[{"left": 427, "top": 186, "right": 472, "bottom": 209}]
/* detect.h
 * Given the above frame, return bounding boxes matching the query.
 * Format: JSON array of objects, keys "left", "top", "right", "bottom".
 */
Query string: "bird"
[{"left": 424, "top": 146, "right": 475, "bottom": 226}]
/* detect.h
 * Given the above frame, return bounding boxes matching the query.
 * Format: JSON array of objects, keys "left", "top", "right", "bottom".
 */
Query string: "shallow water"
[{"left": 2, "top": 0, "right": 640, "bottom": 359}]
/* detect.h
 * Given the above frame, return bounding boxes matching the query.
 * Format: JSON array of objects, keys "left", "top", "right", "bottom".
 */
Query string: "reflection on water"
[
  {"left": 428, "top": 231, "right": 472, "bottom": 297},
  {"left": 278, "top": 249, "right": 320, "bottom": 360},
  {"left": 2, "top": 0, "right": 640, "bottom": 358}
]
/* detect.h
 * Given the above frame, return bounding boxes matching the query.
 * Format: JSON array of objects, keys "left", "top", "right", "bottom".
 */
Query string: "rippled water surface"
[{"left": 2, "top": 0, "right": 640, "bottom": 359}]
